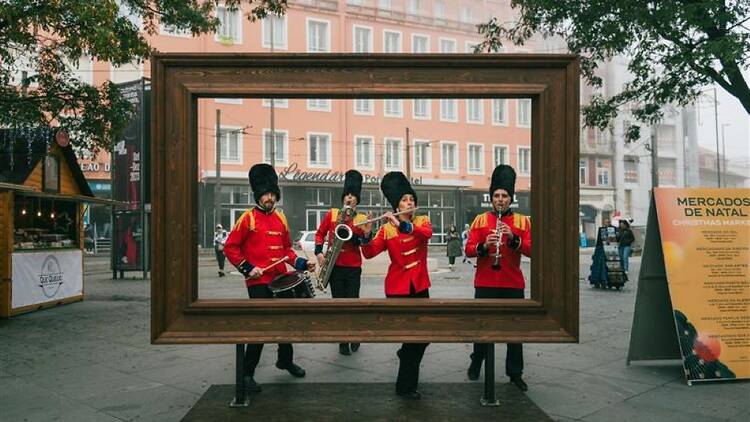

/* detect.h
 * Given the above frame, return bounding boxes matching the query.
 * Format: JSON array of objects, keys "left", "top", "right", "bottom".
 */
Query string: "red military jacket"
[
  {"left": 314, "top": 208, "right": 367, "bottom": 268},
  {"left": 224, "top": 207, "right": 300, "bottom": 287},
  {"left": 465, "top": 211, "right": 532, "bottom": 289},
  {"left": 361, "top": 215, "right": 432, "bottom": 295}
]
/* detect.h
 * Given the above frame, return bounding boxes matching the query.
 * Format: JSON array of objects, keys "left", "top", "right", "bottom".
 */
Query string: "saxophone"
[
  {"left": 316, "top": 205, "right": 355, "bottom": 291},
  {"left": 491, "top": 213, "right": 504, "bottom": 270}
]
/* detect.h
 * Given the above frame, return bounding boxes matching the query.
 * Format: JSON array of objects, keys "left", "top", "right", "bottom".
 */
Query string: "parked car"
[{"left": 294, "top": 231, "right": 324, "bottom": 254}]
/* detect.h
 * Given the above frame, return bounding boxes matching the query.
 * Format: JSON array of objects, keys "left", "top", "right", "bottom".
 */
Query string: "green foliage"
[
  {"left": 0, "top": 0, "right": 286, "bottom": 154},
  {"left": 476, "top": 1, "right": 750, "bottom": 142}
]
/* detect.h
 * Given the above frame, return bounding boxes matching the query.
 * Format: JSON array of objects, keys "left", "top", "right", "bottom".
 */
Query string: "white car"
[{"left": 294, "top": 230, "right": 325, "bottom": 254}]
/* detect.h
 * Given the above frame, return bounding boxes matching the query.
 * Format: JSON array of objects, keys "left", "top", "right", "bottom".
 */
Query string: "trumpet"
[{"left": 335, "top": 207, "right": 419, "bottom": 241}]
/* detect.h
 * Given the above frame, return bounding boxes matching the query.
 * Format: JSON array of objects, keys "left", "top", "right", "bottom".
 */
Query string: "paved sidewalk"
[{"left": 1, "top": 251, "right": 748, "bottom": 421}]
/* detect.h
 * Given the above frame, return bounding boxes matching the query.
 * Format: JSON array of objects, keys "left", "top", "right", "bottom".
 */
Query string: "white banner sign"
[{"left": 12, "top": 250, "right": 83, "bottom": 309}]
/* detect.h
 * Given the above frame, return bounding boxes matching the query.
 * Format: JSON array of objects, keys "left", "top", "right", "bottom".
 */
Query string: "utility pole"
[
  {"left": 713, "top": 86, "right": 721, "bottom": 187},
  {"left": 214, "top": 109, "right": 222, "bottom": 228},
  {"left": 405, "top": 127, "right": 411, "bottom": 179},
  {"left": 651, "top": 131, "right": 659, "bottom": 189}
]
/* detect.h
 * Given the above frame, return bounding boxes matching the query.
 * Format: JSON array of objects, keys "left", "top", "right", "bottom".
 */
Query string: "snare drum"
[{"left": 268, "top": 271, "right": 315, "bottom": 298}]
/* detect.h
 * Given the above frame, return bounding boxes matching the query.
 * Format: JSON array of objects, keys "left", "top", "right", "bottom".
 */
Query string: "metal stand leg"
[
  {"left": 229, "top": 344, "right": 249, "bottom": 407},
  {"left": 480, "top": 343, "right": 500, "bottom": 407}
]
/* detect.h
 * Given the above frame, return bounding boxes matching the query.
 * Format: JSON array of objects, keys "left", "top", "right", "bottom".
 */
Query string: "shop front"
[{"left": 0, "top": 129, "right": 98, "bottom": 317}]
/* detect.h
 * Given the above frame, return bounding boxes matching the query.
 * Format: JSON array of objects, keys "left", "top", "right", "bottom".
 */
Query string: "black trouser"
[
  {"left": 214, "top": 248, "right": 225, "bottom": 271},
  {"left": 471, "top": 287, "right": 524, "bottom": 378},
  {"left": 387, "top": 285, "right": 430, "bottom": 393},
  {"left": 329, "top": 266, "right": 361, "bottom": 299},
  {"left": 448, "top": 256, "right": 456, "bottom": 265},
  {"left": 244, "top": 284, "right": 294, "bottom": 376}
]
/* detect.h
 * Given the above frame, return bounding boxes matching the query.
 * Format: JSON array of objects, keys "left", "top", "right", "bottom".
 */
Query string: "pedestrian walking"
[{"left": 446, "top": 224, "right": 462, "bottom": 271}]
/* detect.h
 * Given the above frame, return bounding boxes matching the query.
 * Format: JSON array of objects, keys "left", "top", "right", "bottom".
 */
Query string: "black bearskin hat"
[
  {"left": 341, "top": 169, "right": 363, "bottom": 204},
  {"left": 248, "top": 163, "right": 281, "bottom": 203},
  {"left": 381, "top": 171, "right": 417, "bottom": 211},
  {"left": 489, "top": 164, "right": 516, "bottom": 201}
]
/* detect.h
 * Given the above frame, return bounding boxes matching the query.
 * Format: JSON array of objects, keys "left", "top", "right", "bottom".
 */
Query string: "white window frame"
[
  {"left": 353, "top": 24, "right": 373, "bottom": 53},
  {"left": 214, "top": 5, "right": 243, "bottom": 44},
  {"left": 262, "top": 14, "right": 288, "bottom": 50},
  {"left": 307, "top": 99, "right": 332, "bottom": 112},
  {"left": 596, "top": 159, "right": 610, "bottom": 186},
  {"left": 411, "top": 33, "right": 430, "bottom": 53},
  {"left": 307, "top": 131, "right": 333, "bottom": 168},
  {"left": 215, "top": 98, "right": 243, "bottom": 105},
  {"left": 160, "top": 23, "right": 192, "bottom": 38},
  {"left": 517, "top": 98, "right": 531, "bottom": 128},
  {"left": 491, "top": 99, "right": 508, "bottom": 126},
  {"left": 492, "top": 144, "right": 509, "bottom": 167},
  {"left": 466, "top": 99, "right": 484, "bottom": 124},
  {"left": 465, "top": 41, "right": 479, "bottom": 53},
  {"left": 439, "top": 37, "right": 457, "bottom": 53},
  {"left": 579, "top": 158, "right": 588, "bottom": 186},
  {"left": 354, "top": 135, "right": 375, "bottom": 171},
  {"left": 440, "top": 99, "right": 458, "bottom": 122},
  {"left": 384, "top": 137, "right": 403, "bottom": 171},
  {"left": 354, "top": 99, "right": 375, "bottom": 116},
  {"left": 412, "top": 99, "right": 431, "bottom": 120},
  {"left": 406, "top": 0, "right": 420, "bottom": 15},
  {"left": 460, "top": 6, "right": 473, "bottom": 23},
  {"left": 434, "top": 0, "right": 446, "bottom": 21},
  {"left": 440, "top": 141, "right": 459, "bottom": 174},
  {"left": 262, "top": 129, "right": 289, "bottom": 167},
  {"left": 218, "top": 125, "right": 243, "bottom": 165},
  {"left": 307, "top": 17, "right": 331, "bottom": 53},
  {"left": 518, "top": 146, "right": 531, "bottom": 175},
  {"left": 383, "top": 99, "right": 403, "bottom": 118},
  {"left": 467, "top": 143, "right": 485, "bottom": 175},
  {"left": 262, "top": 98, "right": 289, "bottom": 108},
  {"left": 383, "top": 29, "right": 402, "bottom": 53},
  {"left": 412, "top": 139, "right": 432, "bottom": 173}
]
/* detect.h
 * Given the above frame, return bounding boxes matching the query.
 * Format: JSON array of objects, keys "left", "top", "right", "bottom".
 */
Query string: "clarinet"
[{"left": 491, "top": 213, "right": 503, "bottom": 270}]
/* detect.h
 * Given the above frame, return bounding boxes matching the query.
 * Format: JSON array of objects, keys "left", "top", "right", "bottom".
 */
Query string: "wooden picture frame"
[{"left": 151, "top": 54, "right": 579, "bottom": 344}]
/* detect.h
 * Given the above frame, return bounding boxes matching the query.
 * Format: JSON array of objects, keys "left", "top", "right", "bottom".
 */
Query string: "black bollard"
[
  {"left": 480, "top": 343, "right": 500, "bottom": 406},
  {"left": 229, "top": 344, "right": 249, "bottom": 407}
]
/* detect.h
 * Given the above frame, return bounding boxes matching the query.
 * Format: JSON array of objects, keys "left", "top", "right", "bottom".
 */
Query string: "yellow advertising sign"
[{"left": 654, "top": 188, "right": 750, "bottom": 382}]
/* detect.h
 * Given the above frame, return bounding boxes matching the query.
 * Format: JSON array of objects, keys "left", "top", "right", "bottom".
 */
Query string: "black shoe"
[
  {"left": 339, "top": 343, "right": 351, "bottom": 356},
  {"left": 218, "top": 271, "right": 225, "bottom": 277},
  {"left": 350, "top": 343, "right": 360, "bottom": 352},
  {"left": 396, "top": 390, "right": 422, "bottom": 400},
  {"left": 243, "top": 375, "right": 262, "bottom": 392},
  {"left": 276, "top": 361, "right": 306, "bottom": 378},
  {"left": 510, "top": 376, "right": 528, "bottom": 392},
  {"left": 467, "top": 359, "right": 482, "bottom": 381}
]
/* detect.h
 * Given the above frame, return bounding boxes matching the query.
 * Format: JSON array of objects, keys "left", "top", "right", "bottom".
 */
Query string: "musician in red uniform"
[
  {"left": 361, "top": 171, "right": 432, "bottom": 400},
  {"left": 464, "top": 164, "right": 532, "bottom": 392},
  {"left": 224, "top": 163, "right": 315, "bottom": 392},
  {"left": 315, "top": 170, "right": 368, "bottom": 356}
]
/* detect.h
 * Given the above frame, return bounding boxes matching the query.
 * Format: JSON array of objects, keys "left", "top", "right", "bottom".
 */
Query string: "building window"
[
  {"left": 492, "top": 99, "right": 508, "bottom": 125},
  {"left": 216, "top": 6, "right": 242, "bottom": 44},
  {"left": 465, "top": 41, "right": 479, "bottom": 53},
  {"left": 439, "top": 38, "right": 456, "bottom": 53},
  {"left": 384, "top": 99, "right": 403, "bottom": 117},
  {"left": 307, "top": 19, "right": 330, "bottom": 52},
  {"left": 385, "top": 138, "right": 402, "bottom": 170},
  {"left": 307, "top": 99, "right": 331, "bottom": 112},
  {"left": 355, "top": 136, "right": 375, "bottom": 170},
  {"left": 354, "top": 99, "right": 374, "bottom": 115},
  {"left": 161, "top": 23, "right": 192, "bottom": 38},
  {"left": 43, "top": 155, "right": 60, "bottom": 192},
  {"left": 460, "top": 6, "right": 472, "bottom": 23},
  {"left": 263, "top": 129, "right": 288, "bottom": 165},
  {"left": 347, "top": 0, "right": 363, "bottom": 5},
  {"left": 406, "top": 0, "right": 420, "bottom": 15},
  {"left": 306, "top": 188, "right": 332, "bottom": 206},
  {"left": 440, "top": 99, "right": 457, "bottom": 122},
  {"left": 219, "top": 127, "right": 242, "bottom": 164},
  {"left": 308, "top": 133, "right": 331, "bottom": 167},
  {"left": 262, "top": 14, "right": 287, "bottom": 49},
  {"left": 353, "top": 25, "right": 372, "bottom": 52},
  {"left": 579, "top": 158, "right": 588, "bottom": 186},
  {"left": 384, "top": 30, "right": 402, "bottom": 53},
  {"left": 466, "top": 99, "right": 483, "bottom": 124},
  {"left": 624, "top": 189, "right": 632, "bottom": 216},
  {"left": 413, "top": 140, "right": 431, "bottom": 172},
  {"left": 468, "top": 144, "right": 484, "bottom": 174},
  {"left": 493, "top": 145, "right": 508, "bottom": 167},
  {"left": 262, "top": 98, "right": 289, "bottom": 108},
  {"left": 413, "top": 99, "right": 431, "bottom": 120},
  {"left": 624, "top": 156, "right": 639, "bottom": 183},
  {"left": 596, "top": 159, "right": 610, "bottom": 186},
  {"left": 517, "top": 99, "right": 531, "bottom": 127},
  {"left": 440, "top": 142, "right": 458, "bottom": 173},
  {"left": 378, "top": 0, "right": 392, "bottom": 10},
  {"left": 412, "top": 34, "right": 429, "bottom": 53},
  {"left": 434, "top": 0, "right": 445, "bottom": 22},
  {"left": 518, "top": 147, "right": 531, "bottom": 175}
]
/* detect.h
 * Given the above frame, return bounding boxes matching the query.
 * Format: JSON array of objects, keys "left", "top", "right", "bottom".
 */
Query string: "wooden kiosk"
[{"left": 0, "top": 128, "right": 96, "bottom": 317}]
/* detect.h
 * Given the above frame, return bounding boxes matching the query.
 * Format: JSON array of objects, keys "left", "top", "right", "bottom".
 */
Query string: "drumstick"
[{"left": 259, "top": 256, "right": 289, "bottom": 274}]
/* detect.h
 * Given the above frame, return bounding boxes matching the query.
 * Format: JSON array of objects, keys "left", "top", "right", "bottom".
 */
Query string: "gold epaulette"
[
  {"left": 513, "top": 213, "right": 530, "bottom": 231},
  {"left": 470, "top": 213, "right": 488, "bottom": 230},
  {"left": 380, "top": 223, "right": 398, "bottom": 240},
  {"left": 353, "top": 212, "right": 367, "bottom": 224},
  {"left": 330, "top": 208, "right": 338, "bottom": 221},
  {"left": 275, "top": 209, "right": 290, "bottom": 232},
  {"left": 412, "top": 215, "right": 430, "bottom": 227},
  {"left": 233, "top": 210, "right": 255, "bottom": 231}
]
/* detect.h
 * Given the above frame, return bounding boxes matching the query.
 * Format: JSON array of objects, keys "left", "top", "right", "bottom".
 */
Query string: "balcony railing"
[
  {"left": 580, "top": 137, "right": 613, "bottom": 155},
  {"left": 288, "top": 0, "right": 339, "bottom": 13},
  {"left": 345, "top": 3, "right": 477, "bottom": 33}
]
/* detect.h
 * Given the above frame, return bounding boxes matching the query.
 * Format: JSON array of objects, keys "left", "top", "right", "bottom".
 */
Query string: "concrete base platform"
[{"left": 182, "top": 383, "right": 551, "bottom": 421}]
